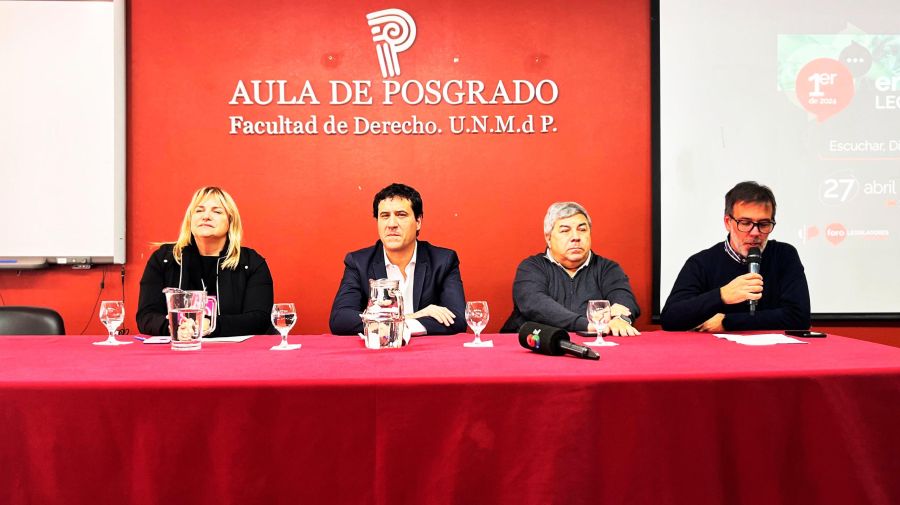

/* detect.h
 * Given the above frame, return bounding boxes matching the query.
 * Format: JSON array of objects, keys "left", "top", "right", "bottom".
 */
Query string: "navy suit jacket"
[{"left": 329, "top": 240, "right": 467, "bottom": 335}]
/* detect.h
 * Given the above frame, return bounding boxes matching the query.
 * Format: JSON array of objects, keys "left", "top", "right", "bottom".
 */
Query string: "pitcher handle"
[
  {"left": 204, "top": 296, "right": 218, "bottom": 335},
  {"left": 391, "top": 289, "right": 411, "bottom": 346}
]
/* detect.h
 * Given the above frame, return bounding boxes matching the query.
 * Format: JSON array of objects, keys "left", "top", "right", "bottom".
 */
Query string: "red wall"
[{"left": 1, "top": 0, "right": 897, "bottom": 346}]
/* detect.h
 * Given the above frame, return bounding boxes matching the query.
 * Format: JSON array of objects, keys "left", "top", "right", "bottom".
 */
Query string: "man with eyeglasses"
[{"left": 660, "top": 181, "right": 811, "bottom": 332}]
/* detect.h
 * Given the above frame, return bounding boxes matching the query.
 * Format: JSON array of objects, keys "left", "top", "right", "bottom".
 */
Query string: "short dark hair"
[
  {"left": 724, "top": 181, "right": 777, "bottom": 220},
  {"left": 372, "top": 183, "right": 423, "bottom": 219}
]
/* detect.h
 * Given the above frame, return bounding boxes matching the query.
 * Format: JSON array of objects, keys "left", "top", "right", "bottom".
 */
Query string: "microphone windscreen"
[
  {"left": 747, "top": 247, "right": 762, "bottom": 263},
  {"left": 518, "top": 322, "right": 569, "bottom": 356},
  {"left": 747, "top": 247, "right": 762, "bottom": 275}
]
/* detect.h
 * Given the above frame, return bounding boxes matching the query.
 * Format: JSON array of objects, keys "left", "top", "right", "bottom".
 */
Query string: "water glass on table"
[
  {"left": 271, "top": 303, "right": 301, "bottom": 351},
  {"left": 94, "top": 300, "right": 131, "bottom": 346},
  {"left": 585, "top": 299, "right": 618, "bottom": 347},
  {"left": 463, "top": 300, "right": 493, "bottom": 348}
]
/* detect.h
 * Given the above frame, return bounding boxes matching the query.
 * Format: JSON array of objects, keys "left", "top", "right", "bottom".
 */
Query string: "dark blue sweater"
[
  {"left": 660, "top": 240, "right": 811, "bottom": 331},
  {"left": 501, "top": 252, "right": 640, "bottom": 333}
]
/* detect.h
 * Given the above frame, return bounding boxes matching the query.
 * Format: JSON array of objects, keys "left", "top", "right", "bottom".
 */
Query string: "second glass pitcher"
[{"left": 360, "top": 278, "right": 406, "bottom": 348}]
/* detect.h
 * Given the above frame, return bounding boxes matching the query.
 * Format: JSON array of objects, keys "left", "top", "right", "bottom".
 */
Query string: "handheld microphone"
[
  {"left": 518, "top": 322, "right": 599, "bottom": 360},
  {"left": 747, "top": 247, "right": 762, "bottom": 315}
]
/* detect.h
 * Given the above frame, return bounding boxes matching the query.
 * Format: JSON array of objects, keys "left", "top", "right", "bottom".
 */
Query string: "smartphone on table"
[{"left": 784, "top": 330, "right": 827, "bottom": 338}]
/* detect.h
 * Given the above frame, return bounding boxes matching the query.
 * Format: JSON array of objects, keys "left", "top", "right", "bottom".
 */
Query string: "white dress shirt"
[{"left": 384, "top": 242, "right": 427, "bottom": 335}]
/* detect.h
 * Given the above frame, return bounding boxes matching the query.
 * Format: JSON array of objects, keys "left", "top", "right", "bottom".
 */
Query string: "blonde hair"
[{"left": 172, "top": 187, "right": 243, "bottom": 269}]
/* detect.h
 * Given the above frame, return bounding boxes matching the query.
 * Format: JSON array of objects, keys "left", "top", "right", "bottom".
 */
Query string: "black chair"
[{"left": 0, "top": 306, "right": 66, "bottom": 335}]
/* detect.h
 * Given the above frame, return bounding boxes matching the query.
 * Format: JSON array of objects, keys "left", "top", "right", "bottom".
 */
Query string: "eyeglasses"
[{"left": 729, "top": 215, "right": 776, "bottom": 234}]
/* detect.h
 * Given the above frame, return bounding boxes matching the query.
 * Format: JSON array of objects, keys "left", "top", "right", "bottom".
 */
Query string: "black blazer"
[
  {"left": 136, "top": 243, "right": 275, "bottom": 337},
  {"left": 329, "top": 240, "right": 467, "bottom": 335}
]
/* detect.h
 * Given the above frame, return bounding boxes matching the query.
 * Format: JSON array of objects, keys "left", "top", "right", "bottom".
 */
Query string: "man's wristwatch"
[{"left": 613, "top": 315, "right": 632, "bottom": 325}]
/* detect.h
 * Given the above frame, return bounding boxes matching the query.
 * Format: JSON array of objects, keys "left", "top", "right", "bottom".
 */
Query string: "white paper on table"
[
  {"left": 714, "top": 333, "right": 807, "bottom": 346},
  {"left": 201, "top": 335, "right": 255, "bottom": 343},
  {"left": 142, "top": 336, "right": 171, "bottom": 344}
]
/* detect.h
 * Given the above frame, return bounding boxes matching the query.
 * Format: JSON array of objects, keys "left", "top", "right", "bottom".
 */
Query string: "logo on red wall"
[{"left": 366, "top": 9, "right": 417, "bottom": 79}]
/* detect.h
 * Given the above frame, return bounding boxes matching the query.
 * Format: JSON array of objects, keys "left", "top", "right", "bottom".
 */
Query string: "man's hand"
[
  {"left": 202, "top": 316, "right": 212, "bottom": 336},
  {"left": 409, "top": 304, "right": 456, "bottom": 326},
  {"left": 608, "top": 316, "right": 640, "bottom": 336},
  {"left": 610, "top": 303, "right": 632, "bottom": 318},
  {"left": 694, "top": 313, "right": 725, "bottom": 332},
  {"left": 720, "top": 273, "right": 763, "bottom": 305}
]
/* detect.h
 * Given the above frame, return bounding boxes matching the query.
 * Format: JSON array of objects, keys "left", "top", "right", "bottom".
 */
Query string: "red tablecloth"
[{"left": 2, "top": 332, "right": 899, "bottom": 505}]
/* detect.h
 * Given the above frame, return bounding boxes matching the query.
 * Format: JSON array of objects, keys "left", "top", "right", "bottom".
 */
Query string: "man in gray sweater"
[{"left": 500, "top": 202, "right": 640, "bottom": 335}]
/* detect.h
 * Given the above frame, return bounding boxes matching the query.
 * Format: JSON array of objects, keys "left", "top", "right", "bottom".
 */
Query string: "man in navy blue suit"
[{"left": 329, "top": 183, "right": 467, "bottom": 336}]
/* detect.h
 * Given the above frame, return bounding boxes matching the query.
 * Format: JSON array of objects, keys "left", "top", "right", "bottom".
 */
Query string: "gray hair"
[{"left": 543, "top": 202, "right": 592, "bottom": 236}]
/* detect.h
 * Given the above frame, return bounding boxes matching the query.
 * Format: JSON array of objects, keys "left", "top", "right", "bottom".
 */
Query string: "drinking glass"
[
  {"left": 94, "top": 300, "right": 131, "bottom": 346},
  {"left": 585, "top": 299, "right": 618, "bottom": 347},
  {"left": 463, "top": 300, "right": 493, "bottom": 348},
  {"left": 271, "top": 303, "right": 301, "bottom": 351}
]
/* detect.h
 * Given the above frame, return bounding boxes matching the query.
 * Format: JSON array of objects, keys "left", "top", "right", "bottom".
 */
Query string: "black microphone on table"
[
  {"left": 518, "top": 322, "right": 599, "bottom": 361},
  {"left": 747, "top": 246, "right": 762, "bottom": 316}
]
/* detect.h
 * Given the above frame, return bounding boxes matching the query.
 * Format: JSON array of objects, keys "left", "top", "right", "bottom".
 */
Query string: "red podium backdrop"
[{"left": 0, "top": 0, "right": 894, "bottom": 342}]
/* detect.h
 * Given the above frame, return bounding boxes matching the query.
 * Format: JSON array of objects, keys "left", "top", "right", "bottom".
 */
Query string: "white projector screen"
[
  {"left": 656, "top": 0, "right": 899, "bottom": 318},
  {"left": 0, "top": 0, "right": 125, "bottom": 266}
]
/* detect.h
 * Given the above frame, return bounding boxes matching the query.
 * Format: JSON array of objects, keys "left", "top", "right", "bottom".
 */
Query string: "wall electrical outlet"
[{"left": 69, "top": 257, "right": 92, "bottom": 269}]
